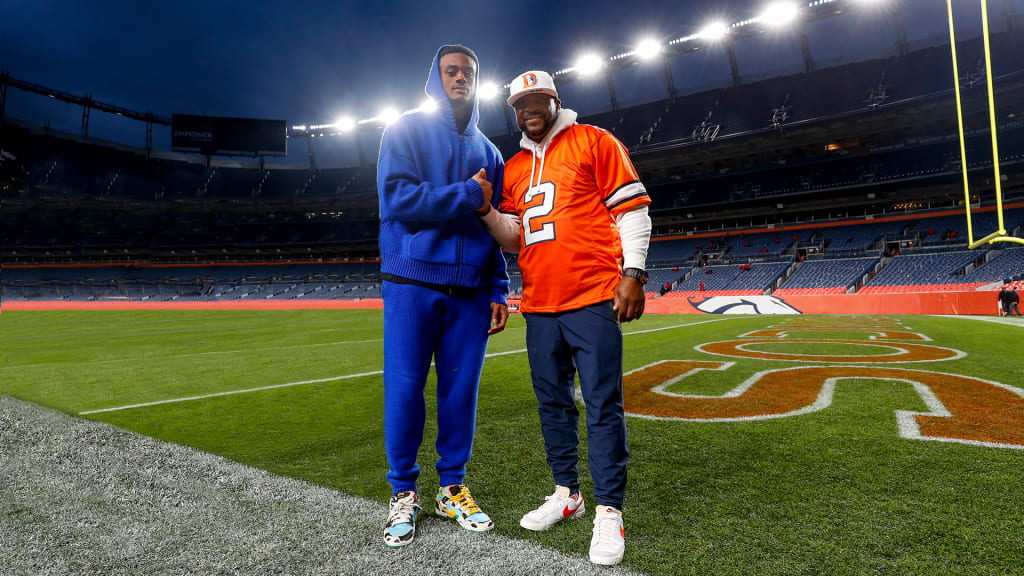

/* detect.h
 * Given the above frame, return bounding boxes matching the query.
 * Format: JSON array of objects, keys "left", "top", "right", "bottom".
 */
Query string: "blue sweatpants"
[
  {"left": 382, "top": 280, "right": 492, "bottom": 495},
  {"left": 524, "top": 300, "right": 629, "bottom": 509}
]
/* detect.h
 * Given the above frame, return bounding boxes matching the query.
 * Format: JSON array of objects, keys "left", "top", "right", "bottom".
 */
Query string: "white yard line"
[
  {"left": 77, "top": 316, "right": 744, "bottom": 415},
  {"left": 2, "top": 338, "right": 385, "bottom": 370}
]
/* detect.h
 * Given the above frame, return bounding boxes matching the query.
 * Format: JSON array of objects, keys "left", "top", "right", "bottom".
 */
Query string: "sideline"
[
  {"left": 930, "top": 314, "right": 1024, "bottom": 328},
  {"left": 4, "top": 397, "right": 639, "bottom": 576}
]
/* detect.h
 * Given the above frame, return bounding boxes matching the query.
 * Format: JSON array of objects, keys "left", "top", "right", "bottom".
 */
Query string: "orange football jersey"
[{"left": 500, "top": 122, "right": 650, "bottom": 313}]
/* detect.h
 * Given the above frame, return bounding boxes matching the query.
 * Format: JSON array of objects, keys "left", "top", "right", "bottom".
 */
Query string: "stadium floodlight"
[
  {"left": 758, "top": 2, "right": 800, "bottom": 27},
  {"left": 418, "top": 99, "right": 438, "bottom": 113},
  {"left": 378, "top": 107, "right": 401, "bottom": 125},
  {"left": 477, "top": 82, "right": 500, "bottom": 101},
  {"left": 698, "top": 21, "right": 729, "bottom": 41},
  {"left": 574, "top": 53, "right": 605, "bottom": 77},
  {"left": 634, "top": 39, "right": 662, "bottom": 61},
  {"left": 334, "top": 116, "right": 356, "bottom": 133}
]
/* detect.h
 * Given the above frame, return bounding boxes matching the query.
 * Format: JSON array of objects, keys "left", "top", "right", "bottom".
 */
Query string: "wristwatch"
[{"left": 623, "top": 268, "right": 648, "bottom": 285}]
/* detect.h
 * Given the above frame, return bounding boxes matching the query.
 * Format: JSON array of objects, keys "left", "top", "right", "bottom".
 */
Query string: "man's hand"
[
  {"left": 472, "top": 168, "right": 493, "bottom": 214},
  {"left": 488, "top": 302, "right": 509, "bottom": 335},
  {"left": 612, "top": 276, "right": 645, "bottom": 323}
]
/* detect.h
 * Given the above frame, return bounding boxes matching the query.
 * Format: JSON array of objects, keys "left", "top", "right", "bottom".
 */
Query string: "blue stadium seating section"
[
  {"left": 648, "top": 238, "right": 702, "bottom": 265},
  {"left": 817, "top": 219, "right": 908, "bottom": 253},
  {"left": 2, "top": 262, "right": 383, "bottom": 302},
  {"left": 962, "top": 246, "right": 1024, "bottom": 283},
  {"left": 865, "top": 251, "right": 982, "bottom": 287},
  {"left": 918, "top": 208, "right": 1024, "bottom": 246},
  {"left": 781, "top": 257, "right": 878, "bottom": 290},
  {"left": 673, "top": 262, "right": 791, "bottom": 292},
  {"left": 648, "top": 268, "right": 686, "bottom": 291},
  {"left": 726, "top": 231, "right": 796, "bottom": 258},
  {"left": 7, "top": 200, "right": 1024, "bottom": 302}
]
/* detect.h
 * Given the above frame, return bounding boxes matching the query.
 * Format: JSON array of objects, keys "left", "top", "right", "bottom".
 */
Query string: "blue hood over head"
[
  {"left": 375, "top": 45, "right": 508, "bottom": 303},
  {"left": 424, "top": 45, "right": 481, "bottom": 134}
]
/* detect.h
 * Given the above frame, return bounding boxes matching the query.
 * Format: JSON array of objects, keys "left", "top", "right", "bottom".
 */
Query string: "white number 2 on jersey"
[{"left": 522, "top": 181, "right": 556, "bottom": 247}]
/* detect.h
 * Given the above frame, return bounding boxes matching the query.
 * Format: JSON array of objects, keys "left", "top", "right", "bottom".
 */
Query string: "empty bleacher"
[
  {"left": 664, "top": 262, "right": 791, "bottom": 297},
  {"left": 726, "top": 231, "right": 796, "bottom": 259},
  {"left": 1, "top": 262, "right": 383, "bottom": 302},
  {"left": 860, "top": 250, "right": 983, "bottom": 293},
  {"left": 961, "top": 246, "right": 1024, "bottom": 284},
  {"left": 775, "top": 257, "right": 878, "bottom": 296}
]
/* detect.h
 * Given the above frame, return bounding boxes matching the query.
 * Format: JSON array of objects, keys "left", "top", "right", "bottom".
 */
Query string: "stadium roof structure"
[{"left": 1, "top": 0, "right": 1019, "bottom": 159}]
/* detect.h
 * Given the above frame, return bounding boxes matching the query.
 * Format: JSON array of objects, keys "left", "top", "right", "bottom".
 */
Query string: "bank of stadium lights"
[
  {"left": 634, "top": 39, "right": 663, "bottom": 61},
  {"left": 478, "top": 82, "right": 501, "bottom": 101},
  {"left": 757, "top": 2, "right": 800, "bottom": 27},
  {"left": 293, "top": 0, "right": 880, "bottom": 134},
  {"left": 574, "top": 53, "right": 605, "bottom": 77},
  {"left": 335, "top": 116, "right": 356, "bottom": 133},
  {"left": 377, "top": 107, "right": 401, "bottom": 126},
  {"left": 697, "top": 21, "right": 730, "bottom": 41}
]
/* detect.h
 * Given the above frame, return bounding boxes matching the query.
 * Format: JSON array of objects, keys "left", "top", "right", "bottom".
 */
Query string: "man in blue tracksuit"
[{"left": 376, "top": 44, "right": 509, "bottom": 548}]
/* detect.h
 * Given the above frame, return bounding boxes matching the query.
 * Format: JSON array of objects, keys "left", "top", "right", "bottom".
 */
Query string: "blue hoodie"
[{"left": 377, "top": 46, "right": 508, "bottom": 305}]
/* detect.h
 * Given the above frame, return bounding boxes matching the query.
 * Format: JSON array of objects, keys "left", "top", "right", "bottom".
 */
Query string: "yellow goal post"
[{"left": 946, "top": 0, "right": 1024, "bottom": 248}]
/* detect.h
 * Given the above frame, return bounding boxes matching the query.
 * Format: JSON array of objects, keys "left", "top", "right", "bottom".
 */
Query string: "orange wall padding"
[
  {"left": 644, "top": 291, "right": 1000, "bottom": 315},
  {"left": 2, "top": 299, "right": 384, "bottom": 311},
  {"left": 2, "top": 292, "right": 1002, "bottom": 315}
]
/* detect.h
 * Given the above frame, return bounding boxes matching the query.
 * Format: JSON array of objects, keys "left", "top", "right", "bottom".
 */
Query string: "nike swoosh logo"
[{"left": 561, "top": 498, "right": 581, "bottom": 517}]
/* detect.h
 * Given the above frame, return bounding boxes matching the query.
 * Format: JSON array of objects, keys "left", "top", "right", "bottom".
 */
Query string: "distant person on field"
[
  {"left": 376, "top": 44, "right": 509, "bottom": 548},
  {"left": 999, "top": 286, "right": 1009, "bottom": 316},
  {"left": 1010, "top": 288, "right": 1021, "bottom": 316},
  {"left": 479, "top": 70, "right": 651, "bottom": 566}
]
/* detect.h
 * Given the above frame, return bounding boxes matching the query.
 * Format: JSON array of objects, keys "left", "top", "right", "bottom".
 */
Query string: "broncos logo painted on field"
[{"left": 688, "top": 295, "right": 802, "bottom": 315}]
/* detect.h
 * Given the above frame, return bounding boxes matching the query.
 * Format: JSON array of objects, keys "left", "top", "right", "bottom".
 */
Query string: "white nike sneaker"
[
  {"left": 589, "top": 505, "right": 625, "bottom": 566},
  {"left": 519, "top": 485, "right": 585, "bottom": 532}
]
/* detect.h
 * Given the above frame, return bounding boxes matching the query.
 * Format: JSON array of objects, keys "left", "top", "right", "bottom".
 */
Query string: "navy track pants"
[{"left": 524, "top": 300, "right": 629, "bottom": 509}]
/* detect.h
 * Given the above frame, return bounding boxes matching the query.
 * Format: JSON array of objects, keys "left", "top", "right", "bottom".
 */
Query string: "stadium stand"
[
  {"left": 860, "top": 250, "right": 984, "bottom": 293},
  {"left": 774, "top": 257, "right": 879, "bottom": 296},
  {"left": 647, "top": 238, "right": 702, "bottom": 266},
  {"left": 664, "top": 262, "right": 791, "bottom": 296},
  {"left": 4, "top": 29, "right": 1024, "bottom": 304},
  {"left": 1, "top": 262, "right": 383, "bottom": 302},
  {"left": 816, "top": 219, "right": 907, "bottom": 254},
  {"left": 961, "top": 246, "right": 1024, "bottom": 284},
  {"left": 725, "top": 231, "right": 796, "bottom": 259}
]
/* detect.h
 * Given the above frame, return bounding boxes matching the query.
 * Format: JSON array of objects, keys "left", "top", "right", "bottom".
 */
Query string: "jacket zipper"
[{"left": 456, "top": 133, "right": 464, "bottom": 284}]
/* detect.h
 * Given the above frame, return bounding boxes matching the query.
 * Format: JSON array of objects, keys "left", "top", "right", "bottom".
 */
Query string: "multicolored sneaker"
[
  {"left": 434, "top": 484, "right": 494, "bottom": 532},
  {"left": 384, "top": 491, "right": 421, "bottom": 548},
  {"left": 519, "top": 485, "right": 585, "bottom": 532},
  {"left": 589, "top": 505, "right": 625, "bottom": 566}
]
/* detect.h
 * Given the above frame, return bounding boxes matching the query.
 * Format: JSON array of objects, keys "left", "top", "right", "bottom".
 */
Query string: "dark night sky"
[{"left": 0, "top": 1, "right": 1010, "bottom": 165}]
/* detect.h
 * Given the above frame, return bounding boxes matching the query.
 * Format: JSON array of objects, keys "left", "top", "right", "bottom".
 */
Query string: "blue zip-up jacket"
[{"left": 377, "top": 46, "right": 509, "bottom": 305}]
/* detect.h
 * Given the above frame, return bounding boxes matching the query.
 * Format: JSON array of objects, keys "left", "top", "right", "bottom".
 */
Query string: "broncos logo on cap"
[{"left": 522, "top": 73, "right": 538, "bottom": 88}]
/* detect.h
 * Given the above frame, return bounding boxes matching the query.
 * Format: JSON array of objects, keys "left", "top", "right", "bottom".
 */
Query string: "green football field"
[{"left": 2, "top": 310, "right": 1023, "bottom": 575}]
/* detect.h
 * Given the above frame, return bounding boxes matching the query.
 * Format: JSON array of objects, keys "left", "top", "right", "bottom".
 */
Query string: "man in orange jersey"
[{"left": 478, "top": 70, "right": 651, "bottom": 566}]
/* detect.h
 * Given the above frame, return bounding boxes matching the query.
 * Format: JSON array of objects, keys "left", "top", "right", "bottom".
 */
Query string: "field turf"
[{"left": 1, "top": 310, "right": 1022, "bottom": 575}]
